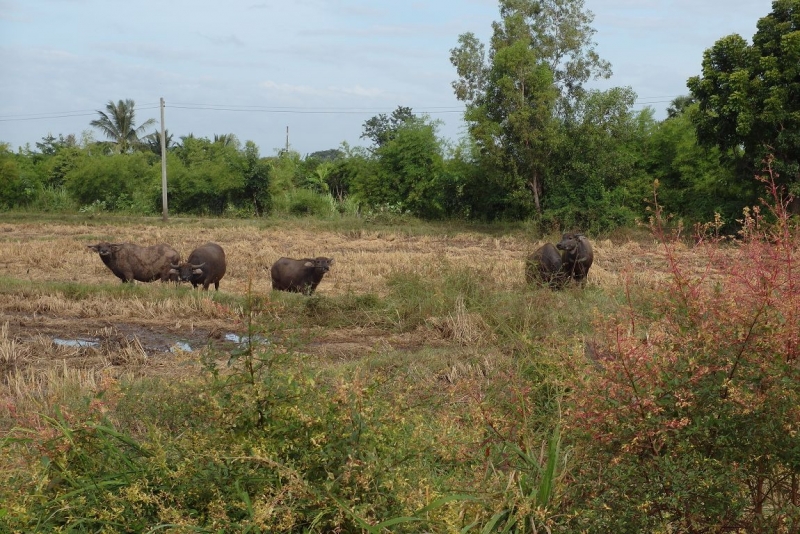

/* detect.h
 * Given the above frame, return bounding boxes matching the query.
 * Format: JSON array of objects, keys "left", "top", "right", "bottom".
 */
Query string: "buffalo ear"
[
  {"left": 168, "top": 268, "right": 179, "bottom": 274},
  {"left": 192, "top": 268, "right": 203, "bottom": 275},
  {"left": 304, "top": 261, "right": 314, "bottom": 268},
  {"left": 328, "top": 257, "right": 334, "bottom": 265},
  {"left": 110, "top": 243, "right": 124, "bottom": 252},
  {"left": 87, "top": 244, "right": 99, "bottom": 252}
]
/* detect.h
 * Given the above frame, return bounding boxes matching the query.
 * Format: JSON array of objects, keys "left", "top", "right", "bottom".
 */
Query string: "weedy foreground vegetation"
[{"left": 2, "top": 177, "right": 800, "bottom": 532}]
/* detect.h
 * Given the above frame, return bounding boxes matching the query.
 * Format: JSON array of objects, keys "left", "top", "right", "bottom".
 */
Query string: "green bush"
[
  {"left": 273, "top": 189, "right": 337, "bottom": 217},
  {"left": 24, "top": 185, "right": 78, "bottom": 212},
  {"left": 64, "top": 152, "right": 157, "bottom": 208},
  {"left": 0, "top": 149, "right": 23, "bottom": 208}
]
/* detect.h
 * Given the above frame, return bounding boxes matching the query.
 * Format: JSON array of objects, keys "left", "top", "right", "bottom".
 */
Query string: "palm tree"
[
  {"left": 90, "top": 99, "right": 156, "bottom": 153},
  {"left": 213, "top": 133, "right": 239, "bottom": 147},
  {"left": 144, "top": 129, "right": 174, "bottom": 156}
]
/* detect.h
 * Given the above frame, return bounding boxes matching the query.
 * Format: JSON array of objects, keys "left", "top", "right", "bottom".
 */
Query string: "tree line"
[{"left": 1, "top": 0, "right": 797, "bottom": 234}]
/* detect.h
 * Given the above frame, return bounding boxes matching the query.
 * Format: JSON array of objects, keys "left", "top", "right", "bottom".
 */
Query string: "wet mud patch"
[
  {"left": 0, "top": 311, "right": 263, "bottom": 382},
  {"left": 1, "top": 315, "right": 219, "bottom": 356}
]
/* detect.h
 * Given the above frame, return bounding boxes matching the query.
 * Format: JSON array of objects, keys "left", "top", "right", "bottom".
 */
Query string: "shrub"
[
  {"left": 273, "top": 188, "right": 336, "bottom": 217},
  {"left": 563, "top": 160, "right": 800, "bottom": 532},
  {"left": 64, "top": 152, "right": 157, "bottom": 207},
  {"left": 0, "top": 149, "right": 23, "bottom": 208},
  {"left": 167, "top": 155, "right": 243, "bottom": 216},
  {"left": 24, "top": 185, "right": 78, "bottom": 212}
]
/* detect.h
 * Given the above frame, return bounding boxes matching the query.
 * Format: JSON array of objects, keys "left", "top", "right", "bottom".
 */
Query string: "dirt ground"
[{"left": 0, "top": 218, "right": 699, "bottom": 381}]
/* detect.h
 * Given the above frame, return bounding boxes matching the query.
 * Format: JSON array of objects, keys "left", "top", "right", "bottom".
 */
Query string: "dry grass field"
[
  {"left": 0, "top": 215, "right": 708, "bottom": 394},
  {"left": 7, "top": 214, "right": 783, "bottom": 533}
]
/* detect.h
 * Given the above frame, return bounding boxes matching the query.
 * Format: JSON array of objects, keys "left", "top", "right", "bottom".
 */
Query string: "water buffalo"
[
  {"left": 169, "top": 242, "right": 227, "bottom": 291},
  {"left": 556, "top": 232, "right": 594, "bottom": 285},
  {"left": 87, "top": 242, "right": 180, "bottom": 283},
  {"left": 525, "top": 243, "right": 565, "bottom": 288},
  {"left": 271, "top": 256, "right": 334, "bottom": 295}
]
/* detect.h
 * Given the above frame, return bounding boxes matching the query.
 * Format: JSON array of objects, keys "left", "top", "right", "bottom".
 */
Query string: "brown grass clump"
[{"left": 428, "top": 296, "right": 497, "bottom": 346}]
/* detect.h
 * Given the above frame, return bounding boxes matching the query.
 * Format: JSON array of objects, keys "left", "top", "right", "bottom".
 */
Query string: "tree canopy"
[
  {"left": 688, "top": 0, "right": 800, "bottom": 194},
  {"left": 450, "top": 0, "right": 615, "bottom": 218}
]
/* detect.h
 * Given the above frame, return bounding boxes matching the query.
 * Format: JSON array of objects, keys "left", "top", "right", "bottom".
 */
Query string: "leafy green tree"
[
  {"left": 90, "top": 99, "right": 156, "bottom": 153},
  {"left": 41, "top": 147, "right": 86, "bottom": 189},
  {"left": 240, "top": 141, "right": 271, "bottom": 216},
  {"left": 450, "top": 0, "right": 612, "bottom": 215},
  {"left": 268, "top": 150, "right": 303, "bottom": 196},
  {"left": 360, "top": 106, "right": 415, "bottom": 149},
  {"left": 646, "top": 106, "right": 744, "bottom": 227},
  {"left": 35, "top": 133, "right": 77, "bottom": 156},
  {"left": 688, "top": 0, "right": 800, "bottom": 196},
  {"left": 546, "top": 87, "right": 650, "bottom": 232},
  {"left": 307, "top": 148, "right": 343, "bottom": 162},
  {"left": 666, "top": 95, "right": 696, "bottom": 119},
  {"left": 352, "top": 116, "right": 448, "bottom": 219},
  {"left": 325, "top": 142, "right": 371, "bottom": 202},
  {"left": 442, "top": 140, "right": 489, "bottom": 219},
  {"left": 169, "top": 136, "right": 245, "bottom": 215},
  {"left": 24, "top": 134, "right": 85, "bottom": 189}
]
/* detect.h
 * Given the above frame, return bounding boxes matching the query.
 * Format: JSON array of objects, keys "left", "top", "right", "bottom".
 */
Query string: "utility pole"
[
  {"left": 285, "top": 126, "right": 289, "bottom": 152},
  {"left": 160, "top": 97, "right": 168, "bottom": 221}
]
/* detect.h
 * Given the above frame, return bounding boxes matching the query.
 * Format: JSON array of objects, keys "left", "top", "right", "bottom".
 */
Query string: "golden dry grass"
[
  {"left": 0, "top": 220, "right": 684, "bottom": 295},
  {"left": 0, "top": 217, "right": 728, "bottom": 407}
]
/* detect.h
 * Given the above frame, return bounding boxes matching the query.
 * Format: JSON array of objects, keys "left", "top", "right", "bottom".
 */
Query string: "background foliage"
[{"left": 4, "top": 1, "right": 794, "bottom": 232}]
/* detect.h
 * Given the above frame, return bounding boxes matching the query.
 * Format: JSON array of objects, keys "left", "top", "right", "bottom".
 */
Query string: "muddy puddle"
[{"left": 2, "top": 314, "right": 254, "bottom": 358}]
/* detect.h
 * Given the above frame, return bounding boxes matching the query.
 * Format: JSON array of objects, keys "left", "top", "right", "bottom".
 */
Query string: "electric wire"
[{"left": 0, "top": 96, "right": 686, "bottom": 123}]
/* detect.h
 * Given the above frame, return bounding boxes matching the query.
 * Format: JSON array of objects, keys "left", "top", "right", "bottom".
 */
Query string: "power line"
[
  {"left": 170, "top": 102, "right": 463, "bottom": 111},
  {"left": 0, "top": 110, "right": 101, "bottom": 122},
  {"left": 0, "top": 95, "right": 683, "bottom": 123},
  {"left": 0, "top": 105, "right": 160, "bottom": 123},
  {"left": 168, "top": 103, "right": 465, "bottom": 115}
]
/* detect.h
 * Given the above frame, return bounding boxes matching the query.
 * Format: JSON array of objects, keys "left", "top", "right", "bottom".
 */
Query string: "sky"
[{"left": 0, "top": 0, "right": 775, "bottom": 157}]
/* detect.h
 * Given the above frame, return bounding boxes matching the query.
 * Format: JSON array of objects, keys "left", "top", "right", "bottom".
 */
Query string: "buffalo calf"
[
  {"left": 271, "top": 256, "right": 334, "bottom": 295},
  {"left": 88, "top": 242, "right": 180, "bottom": 283},
  {"left": 525, "top": 242, "right": 565, "bottom": 288},
  {"left": 169, "top": 242, "right": 227, "bottom": 291}
]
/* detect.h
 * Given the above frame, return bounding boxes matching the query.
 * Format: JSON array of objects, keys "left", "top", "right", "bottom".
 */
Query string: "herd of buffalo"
[
  {"left": 86, "top": 232, "right": 592, "bottom": 294},
  {"left": 86, "top": 241, "right": 334, "bottom": 295}
]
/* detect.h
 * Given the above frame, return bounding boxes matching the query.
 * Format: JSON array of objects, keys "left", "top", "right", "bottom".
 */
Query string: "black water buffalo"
[
  {"left": 525, "top": 243, "right": 565, "bottom": 288},
  {"left": 169, "top": 242, "right": 227, "bottom": 291},
  {"left": 87, "top": 242, "right": 180, "bottom": 283},
  {"left": 556, "top": 232, "right": 594, "bottom": 285},
  {"left": 271, "top": 256, "right": 334, "bottom": 295}
]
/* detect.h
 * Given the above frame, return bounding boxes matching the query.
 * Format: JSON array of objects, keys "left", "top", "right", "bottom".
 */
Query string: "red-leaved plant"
[{"left": 564, "top": 158, "right": 800, "bottom": 533}]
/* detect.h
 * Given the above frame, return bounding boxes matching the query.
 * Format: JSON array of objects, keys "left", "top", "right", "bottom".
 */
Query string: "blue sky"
[{"left": 0, "top": 0, "right": 774, "bottom": 156}]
